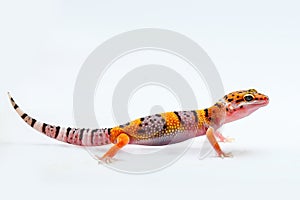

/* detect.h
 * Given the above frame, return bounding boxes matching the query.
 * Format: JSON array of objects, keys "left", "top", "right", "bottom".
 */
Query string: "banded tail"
[{"left": 8, "top": 93, "right": 112, "bottom": 146}]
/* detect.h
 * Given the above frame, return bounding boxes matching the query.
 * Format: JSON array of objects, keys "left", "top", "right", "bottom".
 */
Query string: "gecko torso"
[{"left": 8, "top": 89, "right": 269, "bottom": 162}]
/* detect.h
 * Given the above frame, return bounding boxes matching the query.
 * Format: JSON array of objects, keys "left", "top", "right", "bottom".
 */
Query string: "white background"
[{"left": 0, "top": 0, "right": 299, "bottom": 200}]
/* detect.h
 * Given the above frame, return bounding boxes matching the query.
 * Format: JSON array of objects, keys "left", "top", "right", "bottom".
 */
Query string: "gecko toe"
[
  {"left": 224, "top": 137, "right": 235, "bottom": 143},
  {"left": 98, "top": 156, "right": 115, "bottom": 164},
  {"left": 219, "top": 152, "right": 233, "bottom": 158}
]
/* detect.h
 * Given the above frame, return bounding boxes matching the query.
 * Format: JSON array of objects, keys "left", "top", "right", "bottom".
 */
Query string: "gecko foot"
[
  {"left": 215, "top": 132, "right": 235, "bottom": 143},
  {"left": 96, "top": 156, "right": 116, "bottom": 164},
  {"left": 221, "top": 137, "right": 235, "bottom": 143},
  {"left": 218, "top": 152, "right": 233, "bottom": 159}
]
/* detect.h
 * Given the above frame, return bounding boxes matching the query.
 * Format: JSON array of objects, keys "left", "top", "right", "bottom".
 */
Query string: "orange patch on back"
[
  {"left": 160, "top": 112, "right": 182, "bottom": 134},
  {"left": 118, "top": 118, "right": 144, "bottom": 136},
  {"left": 195, "top": 110, "right": 207, "bottom": 127}
]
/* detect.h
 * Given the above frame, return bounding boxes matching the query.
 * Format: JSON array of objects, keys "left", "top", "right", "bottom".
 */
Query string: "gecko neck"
[{"left": 205, "top": 101, "right": 227, "bottom": 129}]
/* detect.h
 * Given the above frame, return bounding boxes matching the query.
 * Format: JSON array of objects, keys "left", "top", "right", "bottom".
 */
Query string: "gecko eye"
[{"left": 243, "top": 94, "right": 254, "bottom": 102}]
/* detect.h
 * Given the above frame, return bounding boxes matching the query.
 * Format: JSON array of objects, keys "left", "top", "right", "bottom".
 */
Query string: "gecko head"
[{"left": 223, "top": 89, "right": 269, "bottom": 123}]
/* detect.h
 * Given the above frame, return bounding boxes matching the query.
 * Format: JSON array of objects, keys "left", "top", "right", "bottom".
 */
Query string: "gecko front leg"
[{"left": 206, "top": 127, "right": 232, "bottom": 158}]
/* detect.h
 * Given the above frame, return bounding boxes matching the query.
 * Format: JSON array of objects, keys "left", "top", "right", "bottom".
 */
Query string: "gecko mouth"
[
  {"left": 241, "top": 98, "right": 269, "bottom": 110},
  {"left": 263, "top": 99, "right": 269, "bottom": 105},
  {"left": 252, "top": 98, "right": 269, "bottom": 107}
]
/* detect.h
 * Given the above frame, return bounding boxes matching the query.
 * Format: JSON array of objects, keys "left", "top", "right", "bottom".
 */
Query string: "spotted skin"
[{"left": 8, "top": 89, "right": 269, "bottom": 162}]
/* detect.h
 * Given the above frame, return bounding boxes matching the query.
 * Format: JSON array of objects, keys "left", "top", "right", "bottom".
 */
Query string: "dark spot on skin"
[
  {"left": 79, "top": 129, "right": 84, "bottom": 140},
  {"left": 236, "top": 99, "right": 244, "bottom": 103},
  {"left": 21, "top": 113, "right": 28, "bottom": 119},
  {"left": 215, "top": 103, "right": 222, "bottom": 108},
  {"left": 120, "top": 122, "right": 130, "bottom": 128},
  {"left": 174, "top": 111, "right": 182, "bottom": 122},
  {"left": 208, "top": 117, "right": 212, "bottom": 121},
  {"left": 227, "top": 98, "right": 233, "bottom": 102},
  {"left": 66, "top": 127, "right": 71, "bottom": 137},
  {"left": 224, "top": 95, "right": 228, "bottom": 99},
  {"left": 240, "top": 105, "right": 243, "bottom": 108},
  {"left": 192, "top": 111, "right": 198, "bottom": 123},
  {"left": 55, "top": 126, "right": 60, "bottom": 138},
  {"left": 90, "top": 130, "right": 95, "bottom": 144},
  {"left": 237, "top": 95, "right": 240, "bottom": 98},
  {"left": 140, "top": 117, "right": 144, "bottom": 121},
  {"left": 42, "top": 123, "right": 47, "bottom": 133},
  {"left": 137, "top": 129, "right": 146, "bottom": 133},
  {"left": 204, "top": 109, "right": 209, "bottom": 117},
  {"left": 226, "top": 108, "right": 229, "bottom": 111},
  {"left": 30, "top": 118, "right": 36, "bottom": 127}
]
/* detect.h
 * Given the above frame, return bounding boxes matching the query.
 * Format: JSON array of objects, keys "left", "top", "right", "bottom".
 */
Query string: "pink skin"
[
  {"left": 224, "top": 97, "right": 269, "bottom": 124},
  {"left": 67, "top": 130, "right": 74, "bottom": 144},
  {"left": 73, "top": 130, "right": 81, "bottom": 145},
  {"left": 94, "top": 131, "right": 101, "bottom": 145},
  {"left": 45, "top": 125, "right": 56, "bottom": 137}
]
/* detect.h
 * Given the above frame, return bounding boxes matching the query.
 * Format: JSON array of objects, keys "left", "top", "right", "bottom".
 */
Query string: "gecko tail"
[{"left": 7, "top": 93, "right": 112, "bottom": 146}]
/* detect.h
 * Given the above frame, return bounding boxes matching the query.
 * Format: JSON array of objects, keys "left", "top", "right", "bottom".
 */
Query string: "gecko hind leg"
[
  {"left": 98, "top": 133, "right": 130, "bottom": 164},
  {"left": 206, "top": 127, "right": 232, "bottom": 158}
]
